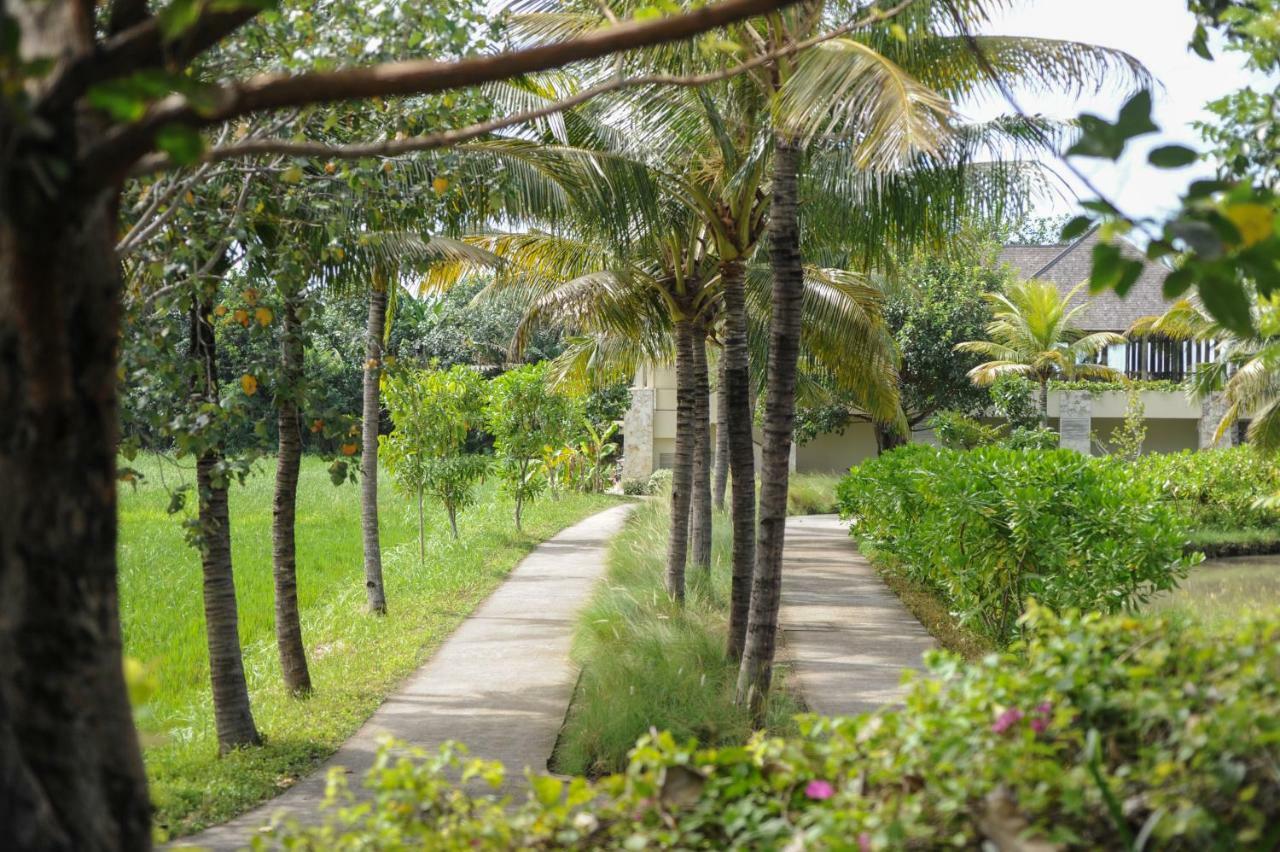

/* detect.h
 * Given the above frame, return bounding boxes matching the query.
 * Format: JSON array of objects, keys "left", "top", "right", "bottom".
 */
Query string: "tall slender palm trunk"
[
  {"left": 0, "top": 184, "right": 152, "bottom": 847},
  {"left": 737, "top": 137, "right": 804, "bottom": 723},
  {"left": 713, "top": 354, "right": 730, "bottom": 511},
  {"left": 361, "top": 279, "right": 389, "bottom": 614},
  {"left": 665, "top": 317, "right": 697, "bottom": 602},
  {"left": 191, "top": 296, "right": 262, "bottom": 752},
  {"left": 1039, "top": 376, "right": 1049, "bottom": 426},
  {"left": 689, "top": 323, "right": 713, "bottom": 573},
  {"left": 721, "top": 258, "right": 758, "bottom": 661},
  {"left": 272, "top": 293, "right": 312, "bottom": 695}
]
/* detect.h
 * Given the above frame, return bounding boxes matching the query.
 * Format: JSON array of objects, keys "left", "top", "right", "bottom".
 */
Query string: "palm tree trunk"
[
  {"left": 0, "top": 186, "right": 152, "bottom": 848},
  {"left": 689, "top": 323, "right": 713, "bottom": 574},
  {"left": 721, "top": 258, "right": 757, "bottom": 661},
  {"left": 737, "top": 136, "right": 804, "bottom": 723},
  {"left": 361, "top": 279, "right": 388, "bottom": 614},
  {"left": 665, "top": 317, "right": 697, "bottom": 602},
  {"left": 713, "top": 354, "right": 730, "bottom": 511},
  {"left": 875, "top": 422, "right": 907, "bottom": 455},
  {"left": 272, "top": 292, "right": 312, "bottom": 696},
  {"left": 1039, "top": 376, "right": 1049, "bottom": 427},
  {"left": 191, "top": 296, "right": 262, "bottom": 752}
]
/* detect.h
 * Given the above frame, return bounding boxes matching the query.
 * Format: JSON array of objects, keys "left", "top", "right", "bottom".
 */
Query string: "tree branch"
[
  {"left": 132, "top": 0, "right": 915, "bottom": 175},
  {"left": 81, "top": 0, "right": 805, "bottom": 182}
]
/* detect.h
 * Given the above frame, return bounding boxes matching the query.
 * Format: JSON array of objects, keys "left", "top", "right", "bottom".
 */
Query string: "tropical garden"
[{"left": 1, "top": 0, "right": 1278, "bottom": 850}]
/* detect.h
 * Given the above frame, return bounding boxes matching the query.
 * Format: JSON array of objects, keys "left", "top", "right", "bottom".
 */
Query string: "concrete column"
[
  {"left": 1058, "top": 390, "right": 1093, "bottom": 455},
  {"left": 621, "top": 386, "right": 655, "bottom": 479},
  {"left": 1199, "top": 392, "right": 1237, "bottom": 450}
]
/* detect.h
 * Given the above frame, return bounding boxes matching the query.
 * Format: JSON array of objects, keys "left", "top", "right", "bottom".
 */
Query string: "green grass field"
[{"left": 118, "top": 453, "right": 618, "bottom": 838}]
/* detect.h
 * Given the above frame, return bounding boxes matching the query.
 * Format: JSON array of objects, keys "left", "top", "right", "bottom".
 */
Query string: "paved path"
[
  {"left": 175, "top": 503, "right": 633, "bottom": 851},
  {"left": 780, "top": 514, "right": 935, "bottom": 716}
]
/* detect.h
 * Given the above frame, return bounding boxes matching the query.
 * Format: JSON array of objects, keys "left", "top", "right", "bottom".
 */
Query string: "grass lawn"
[
  {"left": 552, "top": 496, "right": 801, "bottom": 777},
  {"left": 118, "top": 453, "right": 618, "bottom": 839},
  {"left": 1148, "top": 554, "right": 1280, "bottom": 627}
]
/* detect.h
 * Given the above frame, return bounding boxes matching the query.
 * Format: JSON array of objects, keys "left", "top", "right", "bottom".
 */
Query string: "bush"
[
  {"left": 928, "top": 410, "right": 1004, "bottom": 449},
  {"left": 836, "top": 445, "right": 1194, "bottom": 645},
  {"left": 619, "top": 477, "right": 651, "bottom": 496},
  {"left": 646, "top": 468, "right": 673, "bottom": 494},
  {"left": 785, "top": 473, "right": 841, "bottom": 515},
  {"left": 1132, "top": 445, "right": 1280, "bottom": 530},
  {"left": 262, "top": 609, "right": 1280, "bottom": 850}
]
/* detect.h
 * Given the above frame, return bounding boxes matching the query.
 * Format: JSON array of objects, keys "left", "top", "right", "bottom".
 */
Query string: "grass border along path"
[{"left": 119, "top": 456, "right": 621, "bottom": 840}]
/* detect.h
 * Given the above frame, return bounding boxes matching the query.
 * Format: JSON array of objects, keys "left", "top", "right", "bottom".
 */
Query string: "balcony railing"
[{"left": 1090, "top": 337, "right": 1219, "bottom": 383}]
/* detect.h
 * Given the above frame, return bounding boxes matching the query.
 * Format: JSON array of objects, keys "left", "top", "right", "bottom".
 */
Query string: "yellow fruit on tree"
[{"left": 241, "top": 374, "right": 259, "bottom": 396}]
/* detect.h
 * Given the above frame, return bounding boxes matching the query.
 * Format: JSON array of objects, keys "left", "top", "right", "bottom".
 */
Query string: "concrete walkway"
[
  {"left": 780, "top": 514, "right": 935, "bottom": 716},
  {"left": 175, "top": 503, "right": 633, "bottom": 851}
]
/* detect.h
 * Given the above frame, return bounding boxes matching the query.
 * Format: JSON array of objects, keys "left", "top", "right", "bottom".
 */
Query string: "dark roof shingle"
[{"left": 998, "top": 229, "right": 1173, "bottom": 332}]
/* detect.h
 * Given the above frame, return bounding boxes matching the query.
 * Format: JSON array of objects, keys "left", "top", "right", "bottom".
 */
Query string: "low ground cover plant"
[
  {"left": 552, "top": 498, "right": 798, "bottom": 776},
  {"left": 261, "top": 608, "right": 1280, "bottom": 850},
  {"left": 836, "top": 445, "right": 1194, "bottom": 645}
]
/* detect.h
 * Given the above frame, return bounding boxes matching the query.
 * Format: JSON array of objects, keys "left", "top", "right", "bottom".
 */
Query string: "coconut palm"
[
  {"left": 1132, "top": 294, "right": 1280, "bottom": 449},
  {"left": 957, "top": 279, "right": 1126, "bottom": 422}
]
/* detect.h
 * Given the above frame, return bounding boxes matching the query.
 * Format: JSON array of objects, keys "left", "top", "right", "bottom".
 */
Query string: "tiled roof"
[{"left": 997, "top": 228, "right": 1174, "bottom": 332}]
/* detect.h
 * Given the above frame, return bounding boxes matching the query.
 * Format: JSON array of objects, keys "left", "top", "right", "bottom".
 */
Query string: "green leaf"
[
  {"left": 1148, "top": 145, "right": 1198, "bottom": 168},
  {"left": 1160, "top": 267, "right": 1194, "bottom": 299},
  {"left": 157, "top": 0, "right": 202, "bottom": 40},
  {"left": 155, "top": 125, "right": 205, "bottom": 166},
  {"left": 1060, "top": 215, "right": 1093, "bottom": 242},
  {"left": 1067, "top": 90, "right": 1158, "bottom": 160},
  {"left": 530, "top": 774, "right": 563, "bottom": 807},
  {"left": 1198, "top": 279, "right": 1254, "bottom": 336}
]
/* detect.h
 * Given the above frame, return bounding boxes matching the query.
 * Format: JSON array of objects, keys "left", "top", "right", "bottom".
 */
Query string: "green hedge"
[
  {"left": 261, "top": 609, "right": 1280, "bottom": 850},
  {"left": 835, "top": 445, "right": 1194, "bottom": 645},
  {"left": 1132, "top": 446, "right": 1280, "bottom": 530}
]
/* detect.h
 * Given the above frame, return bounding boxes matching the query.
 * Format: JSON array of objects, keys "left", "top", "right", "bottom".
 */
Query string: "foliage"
[
  {"left": 988, "top": 373, "right": 1040, "bottom": 430},
  {"left": 262, "top": 608, "right": 1280, "bottom": 850},
  {"left": 1003, "top": 425, "right": 1058, "bottom": 450},
  {"left": 484, "top": 363, "right": 579, "bottom": 527},
  {"left": 408, "top": 278, "right": 565, "bottom": 368},
  {"left": 118, "top": 454, "right": 615, "bottom": 837},
  {"left": 1132, "top": 446, "right": 1280, "bottom": 530},
  {"left": 785, "top": 473, "right": 842, "bottom": 516},
  {"left": 1094, "top": 389, "right": 1147, "bottom": 460},
  {"left": 884, "top": 247, "right": 1006, "bottom": 426},
  {"left": 1048, "top": 378, "right": 1183, "bottom": 394},
  {"left": 1069, "top": 2, "right": 1280, "bottom": 338},
  {"left": 647, "top": 468, "right": 674, "bottom": 495},
  {"left": 928, "top": 411, "right": 1004, "bottom": 450},
  {"left": 552, "top": 498, "right": 798, "bottom": 777},
  {"left": 619, "top": 478, "right": 652, "bottom": 496},
  {"left": 836, "top": 445, "right": 1195, "bottom": 645}
]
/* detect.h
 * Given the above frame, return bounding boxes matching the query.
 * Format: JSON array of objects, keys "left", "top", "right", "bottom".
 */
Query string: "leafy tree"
[
  {"left": 0, "top": 0, "right": 804, "bottom": 842},
  {"left": 484, "top": 364, "right": 578, "bottom": 531},
  {"left": 957, "top": 280, "right": 1125, "bottom": 423},
  {"left": 382, "top": 364, "right": 488, "bottom": 547}
]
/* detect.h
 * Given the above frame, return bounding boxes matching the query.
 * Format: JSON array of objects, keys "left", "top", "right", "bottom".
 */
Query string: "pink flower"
[
  {"left": 991, "top": 707, "right": 1024, "bottom": 734},
  {"left": 1030, "top": 717, "right": 1049, "bottom": 734},
  {"left": 805, "top": 779, "right": 835, "bottom": 800},
  {"left": 858, "top": 832, "right": 873, "bottom": 851},
  {"left": 1036, "top": 701, "right": 1053, "bottom": 716}
]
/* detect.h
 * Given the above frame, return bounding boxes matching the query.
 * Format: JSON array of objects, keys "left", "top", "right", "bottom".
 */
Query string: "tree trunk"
[
  {"left": 737, "top": 137, "right": 804, "bottom": 723},
  {"left": 712, "top": 354, "right": 730, "bottom": 511},
  {"left": 361, "top": 280, "right": 388, "bottom": 614},
  {"left": 190, "top": 296, "right": 263, "bottom": 751},
  {"left": 272, "top": 292, "right": 312, "bottom": 696},
  {"left": 1039, "top": 376, "right": 1049, "bottom": 427},
  {"left": 665, "top": 317, "right": 697, "bottom": 602},
  {"left": 689, "top": 323, "right": 713, "bottom": 574},
  {"left": 721, "top": 258, "right": 758, "bottom": 661},
  {"left": 0, "top": 184, "right": 152, "bottom": 848},
  {"left": 875, "top": 421, "right": 907, "bottom": 455},
  {"left": 417, "top": 487, "right": 426, "bottom": 559},
  {"left": 447, "top": 503, "right": 459, "bottom": 540}
]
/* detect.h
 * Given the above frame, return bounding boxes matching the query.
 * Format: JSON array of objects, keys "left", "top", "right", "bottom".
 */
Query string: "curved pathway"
[
  {"left": 175, "top": 503, "right": 634, "bottom": 851},
  {"left": 780, "top": 514, "right": 935, "bottom": 716}
]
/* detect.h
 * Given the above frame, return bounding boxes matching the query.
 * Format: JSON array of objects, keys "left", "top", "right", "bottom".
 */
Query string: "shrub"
[
  {"left": 928, "top": 410, "right": 1003, "bottom": 449},
  {"left": 619, "top": 477, "right": 651, "bottom": 496},
  {"left": 1132, "top": 445, "right": 1280, "bottom": 530},
  {"left": 261, "top": 609, "right": 1280, "bottom": 850},
  {"left": 646, "top": 468, "right": 673, "bottom": 494},
  {"left": 785, "top": 473, "right": 841, "bottom": 515},
  {"left": 836, "top": 445, "right": 1194, "bottom": 645},
  {"left": 989, "top": 373, "right": 1041, "bottom": 429}
]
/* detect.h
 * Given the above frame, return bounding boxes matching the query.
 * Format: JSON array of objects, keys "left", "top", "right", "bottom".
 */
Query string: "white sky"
[{"left": 964, "top": 0, "right": 1274, "bottom": 221}]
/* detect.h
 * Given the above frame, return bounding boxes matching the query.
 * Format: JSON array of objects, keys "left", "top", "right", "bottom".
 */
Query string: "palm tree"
[
  {"left": 1132, "top": 294, "right": 1280, "bottom": 449},
  {"left": 957, "top": 279, "right": 1126, "bottom": 423}
]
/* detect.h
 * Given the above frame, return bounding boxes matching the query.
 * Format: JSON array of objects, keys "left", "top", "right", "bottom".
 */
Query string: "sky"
[{"left": 964, "top": 0, "right": 1274, "bottom": 222}]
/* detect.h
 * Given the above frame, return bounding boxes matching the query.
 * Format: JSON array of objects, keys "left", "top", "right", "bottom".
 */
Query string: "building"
[{"left": 620, "top": 228, "right": 1233, "bottom": 479}]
